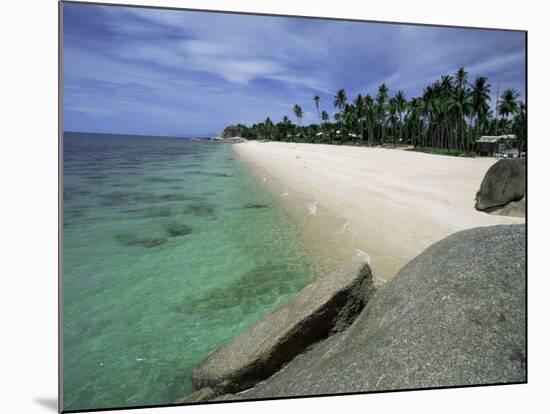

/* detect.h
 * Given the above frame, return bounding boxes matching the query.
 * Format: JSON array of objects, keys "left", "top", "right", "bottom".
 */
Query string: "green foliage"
[
  {"left": 406, "top": 146, "right": 476, "bottom": 157},
  {"left": 221, "top": 125, "right": 244, "bottom": 138},
  {"left": 293, "top": 104, "right": 303, "bottom": 126},
  {"left": 221, "top": 68, "right": 526, "bottom": 154}
]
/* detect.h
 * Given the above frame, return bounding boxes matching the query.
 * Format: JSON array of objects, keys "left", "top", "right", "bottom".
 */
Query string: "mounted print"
[{"left": 60, "top": 1, "right": 527, "bottom": 412}]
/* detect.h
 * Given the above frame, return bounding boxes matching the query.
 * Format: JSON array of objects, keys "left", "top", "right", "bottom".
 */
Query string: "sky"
[{"left": 63, "top": 3, "right": 526, "bottom": 137}]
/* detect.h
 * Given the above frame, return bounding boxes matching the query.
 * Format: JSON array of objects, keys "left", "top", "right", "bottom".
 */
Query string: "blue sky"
[{"left": 63, "top": 3, "right": 526, "bottom": 137}]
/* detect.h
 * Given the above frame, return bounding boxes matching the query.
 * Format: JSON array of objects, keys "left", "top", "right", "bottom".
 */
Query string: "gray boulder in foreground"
[
  {"left": 190, "top": 262, "right": 375, "bottom": 397},
  {"left": 476, "top": 159, "right": 525, "bottom": 212},
  {"left": 222, "top": 224, "right": 525, "bottom": 400}
]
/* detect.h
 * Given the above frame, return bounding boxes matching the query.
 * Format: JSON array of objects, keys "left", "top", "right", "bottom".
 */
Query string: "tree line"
[{"left": 222, "top": 67, "right": 526, "bottom": 154}]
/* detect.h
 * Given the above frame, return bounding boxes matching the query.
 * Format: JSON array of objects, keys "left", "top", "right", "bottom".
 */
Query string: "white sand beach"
[{"left": 233, "top": 141, "right": 524, "bottom": 281}]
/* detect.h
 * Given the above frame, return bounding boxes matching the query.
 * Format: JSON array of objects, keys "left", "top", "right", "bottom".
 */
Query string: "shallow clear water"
[{"left": 62, "top": 132, "right": 314, "bottom": 410}]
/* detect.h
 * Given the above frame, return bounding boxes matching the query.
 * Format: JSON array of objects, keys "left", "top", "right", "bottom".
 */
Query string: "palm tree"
[
  {"left": 408, "top": 97, "right": 423, "bottom": 146},
  {"left": 333, "top": 89, "right": 347, "bottom": 131},
  {"left": 313, "top": 95, "right": 322, "bottom": 126},
  {"left": 513, "top": 101, "right": 526, "bottom": 153},
  {"left": 499, "top": 89, "right": 520, "bottom": 121},
  {"left": 439, "top": 75, "right": 454, "bottom": 148},
  {"left": 376, "top": 84, "right": 389, "bottom": 143},
  {"left": 334, "top": 88, "right": 347, "bottom": 111},
  {"left": 450, "top": 87, "right": 472, "bottom": 150},
  {"left": 440, "top": 75, "right": 453, "bottom": 93},
  {"left": 334, "top": 89, "right": 348, "bottom": 114},
  {"left": 321, "top": 110, "right": 329, "bottom": 124},
  {"left": 293, "top": 104, "right": 303, "bottom": 127},
  {"left": 353, "top": 94, "right": 363, "bottom": 114},
  {"left": 363, "top": 94, "right": 375, "bottom": 145},
  {"left": 231, "top": 70, "right": 524, "bottom": 154},
  {"left": 470, "top": 76, "right": 491, "bottom": 138},
  {"left": 427, "top": 82, "right": 441, "bottom": 147},
  {"left": 388, "top": 98, "right": 398, "bottom": 143},
  {"left": 354, "top": 94, "right": 366, "bottom": 140},
  {"left": 260, "top": 117, "right": 275, "bottom": 139},
  {"left": 343, "top": 104, "right": 356, "bottom": 136},
  {"left": 394, "top": 90, "right": 407, "bottom": 143},
  {"left": 496, "top": 89, "right": 520, "bottom": 137},
  {"left": 450, "top": 67, "right": 470, "bottom": 150},
  {"left": 454, "top": 67, "right": 468, "bottom": 90},
  {"left": 275, "top": 115, "right": 293, "bottom": 141}
]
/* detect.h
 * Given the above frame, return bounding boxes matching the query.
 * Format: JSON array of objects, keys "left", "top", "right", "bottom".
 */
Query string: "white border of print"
[{"left": 1, "top": 0, "right": 548, "bottom": 413}]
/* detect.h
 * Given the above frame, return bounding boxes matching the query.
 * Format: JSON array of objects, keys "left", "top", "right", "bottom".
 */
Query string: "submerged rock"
[
  {"left": 242, "top": 203, "right": 269, "bottom": 209},
  {"left": 184, "top": 202, "right": 216, "bottom": 219},
  {"left": 100, "top": 191, "right": 156, "bottom": 207},
  {"left": 224, "top": 224, "right": 525, "bottom": 399},
  {"left": 475, "top": 159, "right": 525, "bottom": 213},
  {"left": 144, "top": 176, "right": 181, "bottom": 183},
  {"left": 160, "top": 194, "right": 195, "bottom": 202},
  {"left": 142, "top": 206, "right": 172, "bottom": 218},
  {"left": 190, "top": 262, "right": 374, "bottom": 396},
  {"left": 171, "top": 263, "right": 305, "bottom": 318},
  {"left": 165, "top": 222, "right": 192, "bottom": 237},
  {"left": 114, "top": 233, "right": 167, "bottom": 248}
]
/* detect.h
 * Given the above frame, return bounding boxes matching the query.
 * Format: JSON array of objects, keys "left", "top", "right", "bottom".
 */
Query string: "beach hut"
[{"left": 476, "top": 135, "right": 518, "bottom": 157}]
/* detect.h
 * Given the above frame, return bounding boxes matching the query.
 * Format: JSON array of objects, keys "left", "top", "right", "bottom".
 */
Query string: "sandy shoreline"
[{"left": 233, "top": 141, "right": 524, "bottom": 280}]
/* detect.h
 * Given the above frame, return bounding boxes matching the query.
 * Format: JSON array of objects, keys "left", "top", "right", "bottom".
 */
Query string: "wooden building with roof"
[{"left": 477, "top": 135, "right": 518, "bottom": 157}]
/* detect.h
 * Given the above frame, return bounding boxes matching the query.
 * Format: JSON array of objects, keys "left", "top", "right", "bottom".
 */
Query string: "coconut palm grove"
[{"left": 222, "top": 67, "right": 526, "bottom": 156}]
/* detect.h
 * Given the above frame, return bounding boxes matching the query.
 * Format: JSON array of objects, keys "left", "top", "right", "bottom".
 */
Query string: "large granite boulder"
[
  {"left": 475, "top": 159, "right": 525, "bottom": 212},
  {"left": 225, "top": 224, "right": 526, "bottom": 399},
  {"left": 190, "top": 262, "right": 375, "bottom": 397}
]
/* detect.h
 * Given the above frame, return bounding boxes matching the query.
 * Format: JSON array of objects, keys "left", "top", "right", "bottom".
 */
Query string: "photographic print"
[{"left": 60, "top": 1, "right": 526, "bottom": 411}]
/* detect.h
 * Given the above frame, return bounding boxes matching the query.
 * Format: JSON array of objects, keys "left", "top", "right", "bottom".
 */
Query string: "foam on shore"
[{"left": 232, "top": 146, "right": 378, "bottom": 283}]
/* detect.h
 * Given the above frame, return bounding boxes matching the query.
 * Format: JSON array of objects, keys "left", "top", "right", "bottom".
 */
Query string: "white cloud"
[
  {"left": 64, "top": 4, "right": 526, "bottom": 134},
  {"left": 466, "top": 50, "right": 525, "bottom": 76},
  {"left": 95, "top": 6, "right": 333, "bottom": 92}
]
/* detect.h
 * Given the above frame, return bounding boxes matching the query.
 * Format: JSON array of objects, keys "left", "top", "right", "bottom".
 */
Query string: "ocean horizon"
[
  {"left": 63, "top": 131, "right": 218, "bottom": 140},
  {"left": 62, "top": 131, "right": 315, "bottom": 410}
]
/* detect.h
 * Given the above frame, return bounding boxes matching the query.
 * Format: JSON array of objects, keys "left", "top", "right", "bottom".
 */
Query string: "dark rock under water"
[
  {"left": 170, "top": 263, "right": 303, "bottom": 317},
  {"left": 142, "top": 206, "right": 172, "bottom": 218},
  {"left": 100, "top": 191, "right": 157, "bottom": 207},
  {"left": 114, "top": 233, "right": 167, "bottom": 248},
  {"left": 165, "top": 222, "right": 193, "bottom": 237},
  {"left": 100, "top": 191, "right": 204, "bottom": 208},
  {"left": 189, "top": 262, "right": 374, "bottom": 396},
  {"left": 143, "top": 176, "right": 182, "bottom": 183},
  {"left": 184, "top": 202, "right": 217, "bottom": 219},
  {"left": 242, "top": 203, "right": 270, "bottom": 209}
]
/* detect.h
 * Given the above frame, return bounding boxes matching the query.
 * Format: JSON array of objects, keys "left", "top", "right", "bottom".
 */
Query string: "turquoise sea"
[{"left": 62, "top": 132, "right": 315, "bottom": 410}]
